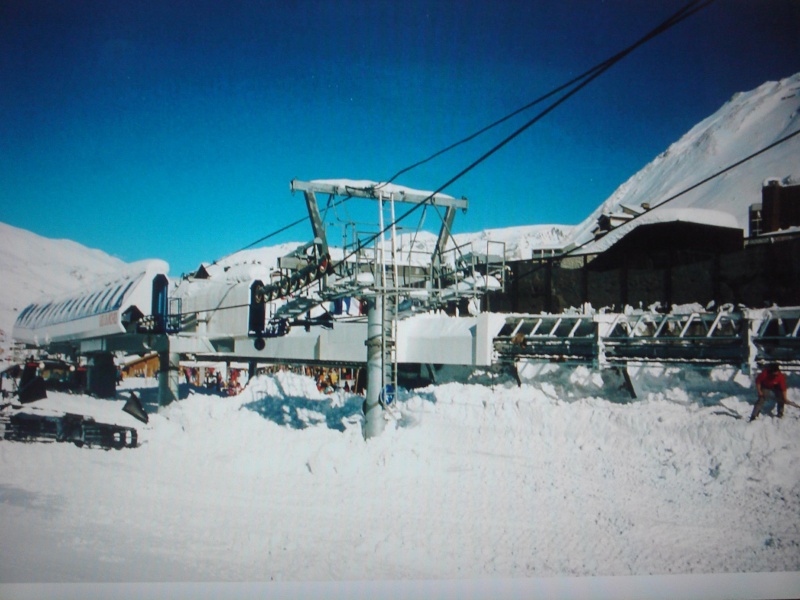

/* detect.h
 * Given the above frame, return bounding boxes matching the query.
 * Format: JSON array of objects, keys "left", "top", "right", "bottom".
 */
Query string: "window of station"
[
  {"left": 72, "top": 293, "right": 93, "bottom": 319},
  {"left": 90, "top": 289, "right": 107, "bottom": 309},
  {"left": 75, "top": 292, "right": 98, "bottom": 319},
  {"left": 67, "top": 295, "right": 87, "bottom": 320},
  {"left": 18, "top": 304, "right": 37, "bottom": 326},
  {"left": 53, "top": 300, "right": 68, "bottom": 321},
  {"left": 40, "top": 303, "right": 59, "bottom": 325},
  {"left": 32, "top": 303, "right": 51, "bottom": 326},
  {"left": 19, "top": 307, "right": 31, "bottom": 327},
  {"left": 60, "top": 297, "right": 80, "bottom": 320},
  {"left": 55, "top": 300, "right": 70, "bottom": 317},
  {"left": 25, "top": 306, "right": 40, "bottom": 326},
  {"left": 89, "top": 286, "right": 113, "bottom": 315},
  {"left": 110, "top": 281, "right": 135, "bottom": 311},
  {"left": 87, "top": 289, "right": 107, "bottom": 315},
  {"left": 100, "top": 284, "right": 122, "bottom": 312}
]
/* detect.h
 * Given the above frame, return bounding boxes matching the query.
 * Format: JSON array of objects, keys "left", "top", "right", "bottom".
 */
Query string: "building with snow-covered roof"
[
  {"left": 488, "top": 208, "right": 799, "bottom": 315},
  {"left": 13, "top": 260, "right": 175, "bottom": 349},
  {"left": 581, "top": 209, "right": 743, "bottom": 271}
]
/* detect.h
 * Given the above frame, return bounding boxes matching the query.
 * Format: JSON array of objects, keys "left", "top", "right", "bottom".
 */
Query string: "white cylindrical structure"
[{"left": 363, "top": 296, "right": 385, "bottom": 439}]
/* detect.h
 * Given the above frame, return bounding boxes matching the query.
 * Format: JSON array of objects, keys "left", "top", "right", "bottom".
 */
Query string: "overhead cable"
[
  {"left": 513, "top": 125, "right": 800, "bottom": 282},
  {"left": 216, "top": 1, "right": 711, "bottom": 273},
  {"left": 186, "top": 0, "right": 713, "bottom": 313},
  {"left": 338, "top": 0, "right": 714, "bottom": 269},
  {"left": 379, "top": 0, "right": 713, "bottom": 187}
]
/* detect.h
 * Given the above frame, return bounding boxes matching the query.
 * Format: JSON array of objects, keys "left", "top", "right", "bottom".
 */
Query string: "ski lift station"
[{"left": 13, "top": 179, "right": 800, "bottom": 438}]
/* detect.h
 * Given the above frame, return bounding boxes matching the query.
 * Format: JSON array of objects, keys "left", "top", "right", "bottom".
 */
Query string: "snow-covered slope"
[
  {"left": 0, "top": 222, "right": 127, "bottom": 355},
  {"left": 571, "top": 73, "right": 800, "bottom": 246},
  {"left": 452, "top": 224, "right": 574, "bottom": 261},
  {"left": 185, "top": 243, "right": 304, "bottom": 282}
]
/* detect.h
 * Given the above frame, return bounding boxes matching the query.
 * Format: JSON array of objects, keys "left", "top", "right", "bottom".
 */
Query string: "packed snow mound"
[
  {"left": 242, "top": 370, "right": 330, "bottom": 404},
  {"left": 571, "top": 73, "right": 800, "bottom": 245},
  {"left": 2, "top": 366, "right": 798, "bottom": 583}
]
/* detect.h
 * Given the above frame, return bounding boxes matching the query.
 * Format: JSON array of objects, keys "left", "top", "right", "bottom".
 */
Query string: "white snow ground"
[{"left": 1, "top": 364, "right": 799, "bottom": 599}]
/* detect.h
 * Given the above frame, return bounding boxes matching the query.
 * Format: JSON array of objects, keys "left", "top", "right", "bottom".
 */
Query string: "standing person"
[{"left": 750, "top": 363, "right": 788, "bottom": 421}]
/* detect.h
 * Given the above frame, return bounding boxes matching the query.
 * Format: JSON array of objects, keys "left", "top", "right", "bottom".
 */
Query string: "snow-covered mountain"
[
  {"left": 458, "top": 73, "right": 800, "bottom": 257},
  {"left": 572, "top": 73, "right": 800, "bottom": 247},
  {"left": 0, "top": 222, "right": 127, "bottom": 356}
]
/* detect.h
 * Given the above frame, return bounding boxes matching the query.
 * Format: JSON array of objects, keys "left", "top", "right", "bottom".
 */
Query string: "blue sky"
[{"left": 1, "top": 0, "right": 799, "bottom": 276}]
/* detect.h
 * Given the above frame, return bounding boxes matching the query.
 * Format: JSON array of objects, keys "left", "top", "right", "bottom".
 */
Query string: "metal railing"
[{"left": 494, "top": 307, "right": 800, "bottom": 371}]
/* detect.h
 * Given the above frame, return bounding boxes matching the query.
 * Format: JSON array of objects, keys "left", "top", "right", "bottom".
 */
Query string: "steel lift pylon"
[{"left": 287, "top": 179, "right": 472, "bottom": 438}]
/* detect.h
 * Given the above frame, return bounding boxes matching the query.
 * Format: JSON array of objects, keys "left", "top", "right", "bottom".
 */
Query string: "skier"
[{"left": 750, "top": 363, "right": 788, "bottom": 421}]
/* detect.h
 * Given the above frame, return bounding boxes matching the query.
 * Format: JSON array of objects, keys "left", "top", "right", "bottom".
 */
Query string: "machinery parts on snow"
[{"left": 1, "top": 408, "right": 138, "bottom": 449}]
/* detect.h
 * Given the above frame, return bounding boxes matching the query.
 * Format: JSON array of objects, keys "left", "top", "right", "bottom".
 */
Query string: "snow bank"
[{"left": 1, "top": 365, "right": 798, "bottom": 588}]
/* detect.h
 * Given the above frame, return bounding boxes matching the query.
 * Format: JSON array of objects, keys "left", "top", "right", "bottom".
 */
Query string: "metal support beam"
[
  {"left": 291, "top": 179, "right": 468, "bottom": 210},
  {"left": 302, "top": 190, "right": 329, "bottom": 255},
  {"left": 432, "top": 206, "right": 456, "bottom": 270},
  {"left": 495, "top": 308, "right": 800, "bottom": 368},
  {"left": 158, "top": 350, "right": 180, "bottom": 408},
  {"left": 87, "top": 352, "right": 117, "bottom": 399}
]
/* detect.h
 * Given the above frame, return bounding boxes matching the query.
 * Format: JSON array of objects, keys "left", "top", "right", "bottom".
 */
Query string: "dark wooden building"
[{"left": 487, "top": 219, "right": 800, "bottom": 314}]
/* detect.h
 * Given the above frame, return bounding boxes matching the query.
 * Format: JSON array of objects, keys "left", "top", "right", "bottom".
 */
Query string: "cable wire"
[
  {"left": 335, "top": 0, "right": 713, "bottom": 271},
  {"left": 180, "top": 0, "right": 715, "bottom": 316},
  {"left": 218, "top": 1, "right": 711, "bottom": 271},
  {"left": 513, "top": 126, "right": 800, "bottom": 282},
  {"left": 379, "top": 0, "right": 712, "bottom": 187}
]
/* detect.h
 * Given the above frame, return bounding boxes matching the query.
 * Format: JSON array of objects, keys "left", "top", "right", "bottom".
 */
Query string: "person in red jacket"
[{"left": 750, "top": 363, "right": 788, "bottom": 422}]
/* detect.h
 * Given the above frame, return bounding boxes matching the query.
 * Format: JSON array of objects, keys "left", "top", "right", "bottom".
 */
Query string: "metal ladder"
[{"left": 378, "top": 191, "right": 400, "bottom": 412}]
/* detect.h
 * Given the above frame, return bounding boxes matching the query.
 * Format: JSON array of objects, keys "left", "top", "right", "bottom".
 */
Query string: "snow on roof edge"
[
  {"left": 572, "top": 207, "right": 741, "bottom": 256},
  {"left": 310, "top": 178, "right": 458, "bottom": 200}
]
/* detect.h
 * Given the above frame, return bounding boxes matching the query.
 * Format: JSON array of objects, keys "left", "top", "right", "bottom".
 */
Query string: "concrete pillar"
[
  {"left": 87, "top": 352, "right": 117, "bottom": 398},
  {"left": 158, "top": 351, "right": 181, "bottom": 408},
  {"left": 363, "top": 296, "right": 385, "bottom": 439}
]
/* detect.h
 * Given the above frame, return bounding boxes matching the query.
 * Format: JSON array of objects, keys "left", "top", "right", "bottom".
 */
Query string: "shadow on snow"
[{"left": 243, "top": 392, "right": 365, "bottom": 432}]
